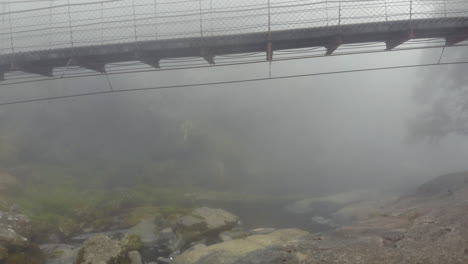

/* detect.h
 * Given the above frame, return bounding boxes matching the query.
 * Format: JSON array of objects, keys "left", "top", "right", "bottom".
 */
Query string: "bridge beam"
[
  {"left": 201, "top": 48, "right": 215, "bottom": 65},
  {"left": 325, "top": 37, "right": 342, "bottom": 55},
  {"left": 445, "top": 29, "right": 468, "bottom": 46},
  {"left": 71, "top": 57, "right": 106, "bottom": 73},
  {"left": 134, "top": 52, "right": 160, "bottom": 68},
  {"left": 140, "top": 58, "right": 160, "bottom": 68},
  {"left": 385, "top": 29, "right": 415, "bottom": 50},
  {"left": 12, "top": 62, "right": 54, "bottom": 77}
]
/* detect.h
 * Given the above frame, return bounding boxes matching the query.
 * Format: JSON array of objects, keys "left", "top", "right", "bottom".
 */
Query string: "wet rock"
[
  {"left": 285, "top": 190, "right": 382, "bottom": 216},
  {"left": 219, "top": 230, "right": 250, "bottom": 242},
  {"left": 70, "top": 229, "right": 129, "bottom": 243},
  {"left": 0, "top": 226, "right": 29, "bottom": 248},
  {"left": 249, "top": 228, "right": 276, "bottom": 236},
  {"left": 173, "top": 229, "right": 309, "bottom": 264},
  {"left": 121, "top": 234, "right": 143, "bottom": 251},
  {"left": 175, "top": 207, "right": 239, "bottom": 243},
  {"left": 0, "top": 212, "right": 32, "bottom": 239},
  {"left": 40, "top": 244, "right": 79, "bottom": 264},
  {"left": 126, "top": 217, "right": 158, "bottom": 245},
  {"left": 75, "top": 235, "right": 129, "bottom": 264},
  {"left": 4, "top": 244, "right": 46, "bottom": 264},
  {"left": 0, "top": 246, "right": 7, "bottom": 260},
  {"left": 128, "top": 250, "right": 143, "bottom": 264}
]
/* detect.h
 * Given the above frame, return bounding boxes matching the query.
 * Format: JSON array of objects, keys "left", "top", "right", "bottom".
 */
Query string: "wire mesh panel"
[{"left": 0, "top": 0, "right": 467, "bottom": 56}]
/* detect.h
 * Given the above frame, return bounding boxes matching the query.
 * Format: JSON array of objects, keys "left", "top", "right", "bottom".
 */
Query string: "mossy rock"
[
  {"left": 121, "top": 234, "right": 143, "bottom": 251},
  {"left": 75, "top": 236, "right": 130, "bottom": 264},
  {"left": 4, "top": 245, "right": 46, "bottom": 264},
  {"left": 124, "top": 206, "right": 162, "bottom": 227}
]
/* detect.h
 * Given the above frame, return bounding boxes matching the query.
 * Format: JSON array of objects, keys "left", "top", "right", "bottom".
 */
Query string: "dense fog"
[
  {"left": 1, "top": 0, "right": 468, "bottom": 199},
  {"left": 1, "top": 46, "right": 468, "bottom": 197}
]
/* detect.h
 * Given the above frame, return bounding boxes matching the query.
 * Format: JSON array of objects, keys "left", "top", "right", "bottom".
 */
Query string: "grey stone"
[
  {"left": 127, "top": 217, "right": 158, "bottom": 245},
  {"left": 174, "top": 229, "right": 309, "bottom": 264},
  {"left": 128, "top": 250, "right": 143, "bottom": 264},
  {"left": 40, "top": 244, "right": 79, "bottom": 264},
  {"left": 75, "top": 235, "right": 129, "bottom": 264}
]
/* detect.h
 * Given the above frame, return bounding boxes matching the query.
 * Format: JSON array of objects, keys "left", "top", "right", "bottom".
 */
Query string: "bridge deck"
[{"left": 1, "top": 17, "right": 468, "bottom": 80}]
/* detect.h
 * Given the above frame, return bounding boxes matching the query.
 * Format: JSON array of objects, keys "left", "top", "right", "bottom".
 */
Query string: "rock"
[
  {"left": 0, "top": 173, "right": 18, "bottom": 191},
  {"left": 0, "top": 227, "right": 29, "bottom": 248},
  {"left": 285, "top": 190, "right": 382, "bottom": 215},
  {"left": 40, "top": 244, "right": 79, "bottom": 264},
  {"left": 311, "top": 216, "right": 333, "bottom": 225},
  {"left": 126, "top": 217, "right": 158, "bottom": 245},
  {"left": 0, "top": 212, "right": 32, "bottom": 239},
  {"left": 158, "top": 228, "right": 184, "bottom": 252},
  {"left": 70, "top": 229, "right": 129, "bottom": 243},
  {"left": 219, "top": 230, "right": 250, "bottom": 242},
  {"left": 128, "top": 251, "right": 143, "bottom": 264},
  {"left": 175, "top": 207, "right": 239, "bottom": 242},
  {"left": 0, "top": 246, "right": 7, "bottom": 260},
  {"left": 173, "top": 229, "right": 309, "bottom": 264},
  {"left": 4, "top": 244, "right": 46, "bottom": 264},
  {"left": 75, "top": 235, "right": 129, "bottom": 264},
  {"left": 0, "top": 212, "right": 45, "bottom": 263},
  {"left": 249, "top": 228, "right": 276, "bottom": 236},
  {"left": 121, "top": 234, "right": 143, "bottom": 251}
]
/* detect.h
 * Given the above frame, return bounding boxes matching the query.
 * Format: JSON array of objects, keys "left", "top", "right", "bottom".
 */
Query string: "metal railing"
[{"left": 0, "top": 0, "right": 467, "bottom": 55}]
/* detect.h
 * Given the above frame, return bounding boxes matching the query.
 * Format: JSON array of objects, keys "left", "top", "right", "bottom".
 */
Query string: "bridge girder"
[
  {"left": 385, "top": 29, "right": 415, "bottom": 51},
  {"left": 201, "top": 48, "right": 215, "bottom": 65},
  {"left": 70, "top": 57, "right": 106, "bottom": 73},
  {"left": 445, "top": 29, "right": 468, "bottom": 46},
  {"left": 10, "top": 62, "right": 54, "bottom": 77},
  {"left": 1, "top": 17, "right": 468, "bottom": 80},
  {"left": 325, "top": 37, "right": 342, "bottom": 56}
]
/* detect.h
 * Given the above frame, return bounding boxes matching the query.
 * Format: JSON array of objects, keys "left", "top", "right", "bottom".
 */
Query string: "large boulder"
[
  {"left": 0, "top": 212, "right": 42, "bottom": 263},
  {"left": 285, "top": 190, "right": 382, "bottom": 215},
  {"left": 0, "top": 212, "right": 32, "bottom": 239},
  {"left": 125, "top": 217, "right": 158, "bottom": 245},
  {"left": 75, "top": 235, "right": 129, "bottom": 264},
  {"left": 175, "top": 207, "right": 239, "bottom": 242},
  {"left": 173, "top": 229, "right": 309, "bottom": 264},
  {"left": 41, "top": 244, "right": 79, "bottom": 264}
]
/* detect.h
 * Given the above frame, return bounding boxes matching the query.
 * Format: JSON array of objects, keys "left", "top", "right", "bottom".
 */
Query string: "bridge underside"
[{"left": 1, "top": 17, "right": 468, "bottom": 80}]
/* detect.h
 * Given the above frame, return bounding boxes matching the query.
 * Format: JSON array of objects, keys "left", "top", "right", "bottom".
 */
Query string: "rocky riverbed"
[{"left": 2, "top": 171, "right": 468, "bottom": 263}]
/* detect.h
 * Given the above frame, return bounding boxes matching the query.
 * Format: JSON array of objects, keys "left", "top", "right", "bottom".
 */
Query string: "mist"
[{"left": 1, "top": 47, "right": 468, "bottom": 197}]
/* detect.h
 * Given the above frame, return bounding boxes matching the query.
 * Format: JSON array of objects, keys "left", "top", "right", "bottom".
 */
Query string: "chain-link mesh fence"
[{"left": 0, "top": 0, "right": 467, "bottom": 55}]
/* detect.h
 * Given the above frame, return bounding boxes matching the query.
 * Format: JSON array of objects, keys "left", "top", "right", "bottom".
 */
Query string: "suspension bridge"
[{"left": 0, "top": 0, "right": 467, "bottom": 82}]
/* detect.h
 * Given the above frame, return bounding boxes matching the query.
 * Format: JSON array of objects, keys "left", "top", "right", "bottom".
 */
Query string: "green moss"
[
  {"left": 122, "top": 234, "right": 143, "bottom": 251},
  {"left": 5, "top": 254, "right": 27, "bottom": 264},
  {"left": 5, "top": 246, "right": 46, "bottom": 264},
  {"left": 124, "top": 206, "right": 162, "bottom": 227}
]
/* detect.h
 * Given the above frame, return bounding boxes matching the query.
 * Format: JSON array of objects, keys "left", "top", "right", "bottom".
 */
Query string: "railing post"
[
  {"left": 268, "top": 0, "right": 271, "bottom": 33},
  {"left": 67, "top": 0, "right": 73, "bottom": 48},
  {"left": 210, "top": 0, "right": 213, "bottom": 36},
  {"left": 100, "top": 2, "right": 103, "bottom": 45},
  {"left": 384, "top": 0, "right": 388, "bottom": 21},
  {"left": 444, "top": 0, "right": 447, "bottom": 17},
  {"left": 326, "top": 0, "right": 329, "bottom": 26},
  {"left": 154, "top": 0, "right": 158, "bottom": 40},
  {"left": 49, "top": 0, "right": 53, "bottom": 49},
  {"left": 132, "top": 0, "right": 137, "bottom": 42},
  {"left": 199, "top": 0, "right": 203, "bottom": 37},
  {"left": 409, "top": 0, "right": 413, "bottom": 20},
  {"left": 338, "top": 0, "right": 341, "bottom": 25},
  {"left": 7, "top": 0, "right": 14, "bottom": 54}
]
